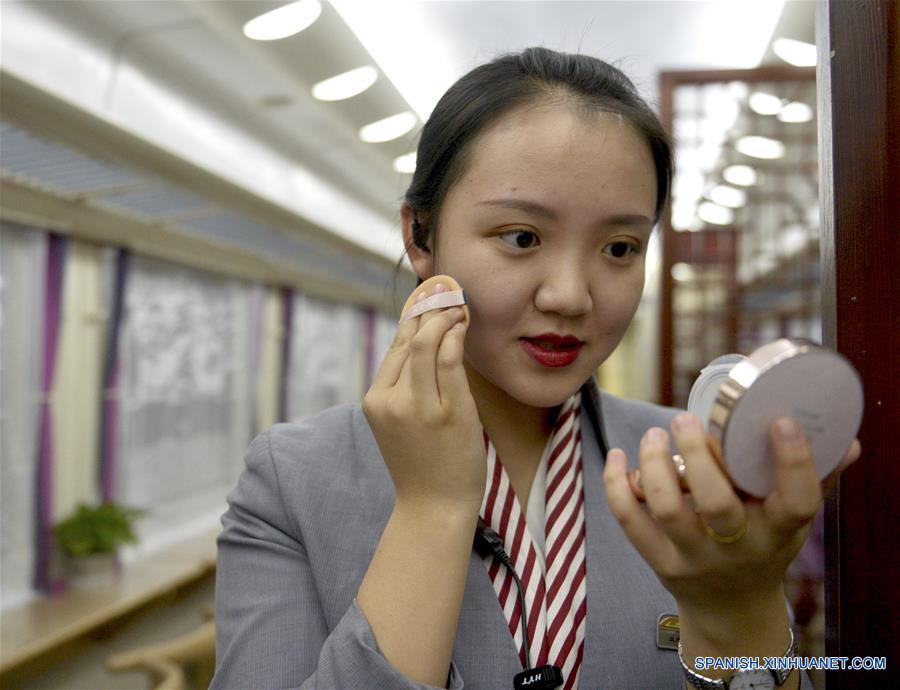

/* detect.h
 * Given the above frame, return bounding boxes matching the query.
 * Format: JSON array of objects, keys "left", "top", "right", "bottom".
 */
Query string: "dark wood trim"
[{"left": 817, "top": 1, "right": 900, "bottom": 687}]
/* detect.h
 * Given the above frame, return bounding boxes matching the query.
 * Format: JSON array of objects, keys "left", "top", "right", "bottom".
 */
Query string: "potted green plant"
[{"left": 53, "top": 502, "right": 145, "bottom": 586}]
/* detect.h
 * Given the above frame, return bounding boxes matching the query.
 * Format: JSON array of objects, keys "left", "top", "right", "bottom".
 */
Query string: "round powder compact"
[
  {"left": 704, "top": 338, "right": 863, "bottom": 497},
  {"left": 687, "top": 353, "right": 748, "bottom": 428}
]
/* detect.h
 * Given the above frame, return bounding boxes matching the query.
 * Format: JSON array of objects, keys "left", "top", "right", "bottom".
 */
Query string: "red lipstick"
[{"left": 519, "top": 333, "right": 584, "bottom": 368}]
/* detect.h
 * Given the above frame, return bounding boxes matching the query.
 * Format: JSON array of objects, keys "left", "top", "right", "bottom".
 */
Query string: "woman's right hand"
[{"left": 362, "top": 284, "right": 486, "bottom": 516}]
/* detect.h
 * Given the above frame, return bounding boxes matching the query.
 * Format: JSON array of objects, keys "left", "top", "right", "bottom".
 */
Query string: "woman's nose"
[{"left": 533, "top": 264, "right": 593, "bottom": 317}]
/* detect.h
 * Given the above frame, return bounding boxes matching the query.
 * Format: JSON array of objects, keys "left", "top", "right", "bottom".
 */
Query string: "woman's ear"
[{"left": 400, "top": 203, "right": 435, "bottom": 281}]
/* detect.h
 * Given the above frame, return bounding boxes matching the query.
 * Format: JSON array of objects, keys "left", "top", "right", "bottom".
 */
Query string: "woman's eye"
[
  {"left": 498, "top": 230, "right": 540, "bottom": 249},
  {"left": 603, "top": 242, "right": 639, "bottom": 260}
]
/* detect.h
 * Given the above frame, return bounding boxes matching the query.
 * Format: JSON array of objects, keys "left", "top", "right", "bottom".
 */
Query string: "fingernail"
[
  {"left": 775, "top": 418, "right": 803, "bottom": 443},
  {"left": 416, "top": 291, "right": 428, "bottom": 302},
  {"left": 642, "top": 427, "right": 667, "bottom": 447},
  {"left": 672, "top": 412, "right": 700, "bottom": 432},
  {"left": 606, "top": 450, "right": 627, "bottom": 472},
  {"left": 434, "top": 283, "right": 446, "bottom": 293}
]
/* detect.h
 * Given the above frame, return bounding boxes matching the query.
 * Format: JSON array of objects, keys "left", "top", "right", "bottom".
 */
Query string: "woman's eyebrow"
[
  {"left": 476, "top": 198, "right": 653, "bottom": 229},
  {"left": 606, "top": 214, "right": 655, "bottom": 229},
  {"left": 476, "top": 198, "right": 558, "bottom": 220}
]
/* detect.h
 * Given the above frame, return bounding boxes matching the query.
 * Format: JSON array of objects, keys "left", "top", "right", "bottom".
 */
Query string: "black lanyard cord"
[
  {"left": 473, "top": 520, "right": 565, "bottom": 690},
  {"left": 473, "top": 519, "right": 532, "bottom": 668}
]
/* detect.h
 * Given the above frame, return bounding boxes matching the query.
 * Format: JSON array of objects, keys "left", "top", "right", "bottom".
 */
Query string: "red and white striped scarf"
[{"left": 479, "top": 391, "right": 586, "bottom": 690}]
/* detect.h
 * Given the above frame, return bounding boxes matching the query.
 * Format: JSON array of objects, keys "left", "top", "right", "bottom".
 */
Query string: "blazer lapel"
[
  {"left": 579, "top": 383, "right": 612, "bottom": 690},
  {"left": 577, "top": 381, "right": 681, "bottom": 689},
  {"left": 455, "top": 551, "right": 523, "bottom": 687}
]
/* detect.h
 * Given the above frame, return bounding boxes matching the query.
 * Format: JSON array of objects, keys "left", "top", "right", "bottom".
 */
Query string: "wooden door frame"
[{"left": 816, "top": 1, "right": 899, "bottom": 687}]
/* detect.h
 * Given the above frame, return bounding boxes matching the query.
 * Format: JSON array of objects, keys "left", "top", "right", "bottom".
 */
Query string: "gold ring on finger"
[{"left": 703, "top": 518, "right": 748, "bottom": 544}]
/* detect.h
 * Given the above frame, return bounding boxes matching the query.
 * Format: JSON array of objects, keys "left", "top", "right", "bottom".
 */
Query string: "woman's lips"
[{"left": 519, "top": 337, "right": 584, "bottom": 368}]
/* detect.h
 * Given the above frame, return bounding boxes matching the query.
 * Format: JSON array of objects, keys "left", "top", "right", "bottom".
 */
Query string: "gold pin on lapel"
[{"left": 656, "top": 613, "right": 680, "bottom": 651}]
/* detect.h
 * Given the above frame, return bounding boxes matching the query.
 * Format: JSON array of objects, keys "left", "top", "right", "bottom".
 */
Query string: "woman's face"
[{"left": 421, "top": 102, "right": 657, "bottom": 409}]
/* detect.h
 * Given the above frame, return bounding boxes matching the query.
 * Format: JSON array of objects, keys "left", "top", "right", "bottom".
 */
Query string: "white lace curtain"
[
  {"left": 0, "top": 224, "right": 46, "bottom": 610},
  {"left": 115, "top": 255, "right": 254, "bottom": 554},
  {"left": 368, "top": 310, "right": 398, "bottom": 388},
  {"left": 287, "top": 293, "right": 368, "bottom": 421},
  {"left": 1, "top": 226, "right": 395, "bottom": 600}
]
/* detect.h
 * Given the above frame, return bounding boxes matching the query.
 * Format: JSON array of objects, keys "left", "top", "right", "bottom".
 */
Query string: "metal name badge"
[{"left": 656, "top": 613, "right": 680, "bottom": 651}]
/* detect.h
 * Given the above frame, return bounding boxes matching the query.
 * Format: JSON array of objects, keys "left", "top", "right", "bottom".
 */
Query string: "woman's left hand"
[{"left": 603, "top": 412, "right": 861, "bottom": 620}]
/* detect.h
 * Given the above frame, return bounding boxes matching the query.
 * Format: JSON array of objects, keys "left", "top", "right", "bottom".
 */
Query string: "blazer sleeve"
[{"left": 211, "top": 430, "right": 464, "bottom": 690}]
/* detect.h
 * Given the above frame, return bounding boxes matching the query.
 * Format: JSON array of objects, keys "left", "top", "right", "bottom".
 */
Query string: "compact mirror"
[{"left": 687, "top": 339, "right": 864, "bottom": 497}]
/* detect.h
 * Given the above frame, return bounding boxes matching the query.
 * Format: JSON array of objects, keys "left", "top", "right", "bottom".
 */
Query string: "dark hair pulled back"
[{"left": 404, "top": 47, "right": 673, "bottom": 257}]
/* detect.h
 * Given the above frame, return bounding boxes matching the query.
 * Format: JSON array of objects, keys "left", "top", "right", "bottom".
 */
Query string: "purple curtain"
[
  {"left": 34, "top": 233, "right": 67, "bottom": 593},
  {"left": 99, "top": 248, "right": 129, "bottom": 502}
]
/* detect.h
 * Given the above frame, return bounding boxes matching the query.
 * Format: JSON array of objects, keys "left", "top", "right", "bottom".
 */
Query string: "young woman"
[{"left": 212, "top": 48, "right": 859, "bottom": 690}]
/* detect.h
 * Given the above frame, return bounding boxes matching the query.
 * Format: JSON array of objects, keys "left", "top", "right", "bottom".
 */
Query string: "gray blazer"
[{"left": 212, "top": 380, "right": 691, "bottom": 689}]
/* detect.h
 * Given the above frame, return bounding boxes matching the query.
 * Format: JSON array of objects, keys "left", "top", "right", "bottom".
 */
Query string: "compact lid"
[{"left": 704, "top": 339, "right": 864, "bottom": 497}]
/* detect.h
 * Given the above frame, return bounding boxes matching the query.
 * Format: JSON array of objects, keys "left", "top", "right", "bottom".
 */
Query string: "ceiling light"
[
  {"left": 753, "top": 255, "right": 778, "bottom": 277},
  {"left": 779, "top": 224, "right": 809, "bottom": 256},
  {"left": 773, "top": 38, "right": 817, "bottom": 67},
  {"left": 749, "top": 91, "right": 783, "bottom": 115},
  {"left": 723, "top": 165, "right": 758, "bottom": 186},
  {"left": 736, "top": 135, "right": 785, "bottom": 159},
  {"left": 312, "top": 66, "right": 378, "bottom": 101},
  {"left": 243, "top": 0, "right": 322, "bottom": 42},
  {"left": 359, "top": 112, "right": 416, "bottom": 143},
  {"left": 698, "top": 202, "right": 734, "bottom": 226},
  {"left": 331, "top": 1, "right": 459, "bottom": 120},
  {"left": 777, "top": 101, "right": 814, "bottom": 123},
  {"left": 709, "top": 185, "right": 747, "bottom": 208},
  {"left": 671, "top": 263, "right": 696, "bottom": 282},
  {"left": 393, "top": 152, "right": 416, "bottom": 174},
  {"left": 805, "top": 205, "right": 820, "bottom": 226}
]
